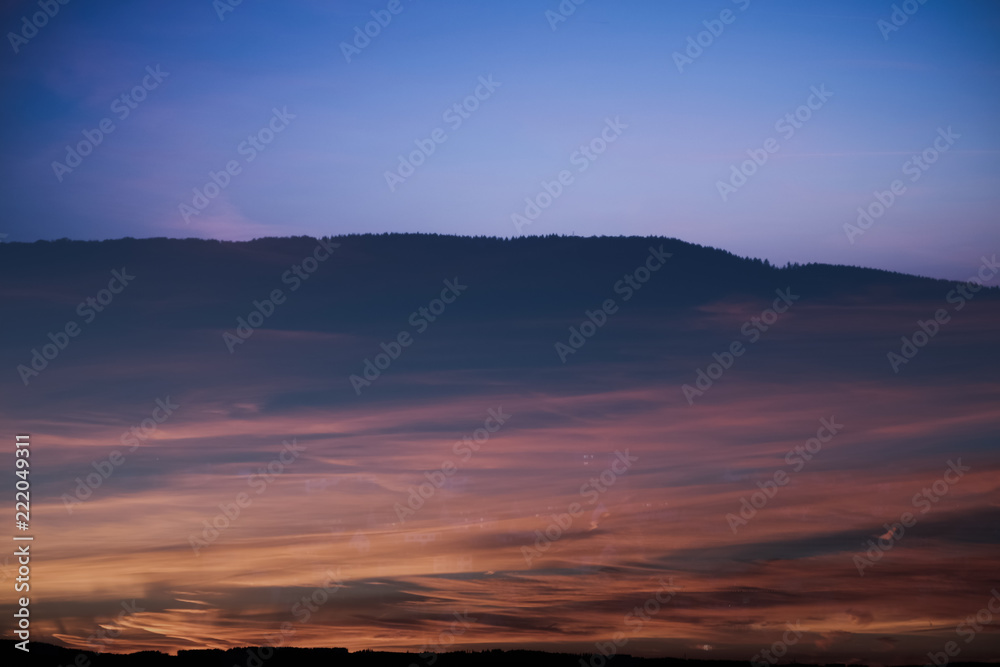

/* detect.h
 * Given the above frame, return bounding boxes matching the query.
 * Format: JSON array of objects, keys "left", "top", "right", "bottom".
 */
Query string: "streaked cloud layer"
[{"left": 1, "top": 236, "right": 998, "bottom": 663}]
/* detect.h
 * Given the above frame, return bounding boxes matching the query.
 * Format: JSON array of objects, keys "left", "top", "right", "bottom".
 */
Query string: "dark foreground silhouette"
[{"left": 8, "top": 640, "right": 998, "bottom": 667}]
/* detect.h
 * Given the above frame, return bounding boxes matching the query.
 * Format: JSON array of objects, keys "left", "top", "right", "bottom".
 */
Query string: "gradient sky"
[
  {"left": 1, "top": 0, "right": 999, "bottom": 280},
  {"left": 1, "top": 236, "right": 998, "bottom": 663}
]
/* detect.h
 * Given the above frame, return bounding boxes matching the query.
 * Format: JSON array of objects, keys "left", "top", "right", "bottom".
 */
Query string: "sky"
[
  {"left": 1, "top": 0, "right": 999, "bottom": 280},
  {"left": 1, "top": 235, "right": 998, "bottom": 663}
]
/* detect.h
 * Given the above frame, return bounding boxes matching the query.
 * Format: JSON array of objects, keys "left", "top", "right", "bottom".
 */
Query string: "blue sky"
[{"left": 2, "top": 0, "right": 999, "bottom": 279}]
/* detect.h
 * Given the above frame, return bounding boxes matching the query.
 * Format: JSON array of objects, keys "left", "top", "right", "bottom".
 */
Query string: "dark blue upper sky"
[{"left": 2, "top": 0, "right": 998, "bottom": 279}]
